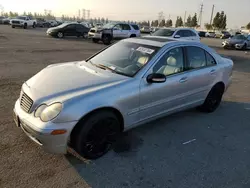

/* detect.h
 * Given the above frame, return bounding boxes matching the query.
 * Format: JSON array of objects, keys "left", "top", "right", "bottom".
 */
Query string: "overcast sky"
[{"left": 1, "top": 0, "right": 249, "bottom": 28}]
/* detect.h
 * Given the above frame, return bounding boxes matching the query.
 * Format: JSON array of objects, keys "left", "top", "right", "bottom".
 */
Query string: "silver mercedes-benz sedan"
[{"left": 13, "top": 36, "right": 233, "bottom": 159}]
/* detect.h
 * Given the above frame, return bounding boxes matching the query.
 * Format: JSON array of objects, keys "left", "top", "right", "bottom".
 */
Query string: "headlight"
[{"left": 35, "top": 103, "right": 62, "bottom": 122}]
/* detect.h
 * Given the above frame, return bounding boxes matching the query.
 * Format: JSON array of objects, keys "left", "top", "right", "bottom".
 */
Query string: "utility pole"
[
  {"left": 82, "top": 9, "right": 85, "bottom": 20},
  {"left": 87, "top": 10, "right": 90, "bottom": 20},
  {"left": 198, "top": 0, "right": 204, "bottom": 27},
  {"left": 210, "top": 4, "right": 215, "bottom": 25},
  {"left": 78, "top": 9, "right": 81, "bottom": 19},
  {"left": 184, "top": 11, "right": 187, "bottom": 25}
]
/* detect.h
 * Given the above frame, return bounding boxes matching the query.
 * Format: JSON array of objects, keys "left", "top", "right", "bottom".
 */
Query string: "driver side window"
[
  {"left": 153, "top": 47, "right": 184, "bottom": 76},
  {"left": 113, "top": 24, "right": 122, "bottom": 30}
]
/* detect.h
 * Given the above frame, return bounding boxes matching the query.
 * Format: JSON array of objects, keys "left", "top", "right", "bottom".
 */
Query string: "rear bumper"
[{"left": 14, "top": 99, "right": 77, "bottom": 154}]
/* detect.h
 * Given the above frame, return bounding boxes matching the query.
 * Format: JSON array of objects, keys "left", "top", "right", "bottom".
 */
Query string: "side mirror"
[
  {"left": 174, "top": 35, "right": 180, "bottom": 38},
  {"left": 147, "top": 73, "right": 166, "bottom": 83}
]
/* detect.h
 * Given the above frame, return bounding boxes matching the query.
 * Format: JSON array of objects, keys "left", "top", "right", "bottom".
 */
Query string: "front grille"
[
  {"left": 20, "top": 92, "right": 33, "bottom": 113},
  {"left": 12, "top": 21, "right": 20, "bottom": 24}
]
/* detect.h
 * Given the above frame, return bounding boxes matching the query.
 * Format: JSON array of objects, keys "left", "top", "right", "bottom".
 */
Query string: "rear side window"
[
  {"left": 121, "top": 24, "right": 131, "bottom": 30},
  {"left": 131, "top": 24, "right": 139, "bottom": 30},
  {"left": 190, "top": 31, "right": 197, "bottom": 36},
  {"left": 205, "top": 52, "right": 216, "bottom": 66},
  {"left": 186, "top": 47, "right": 206, "bottom": 69},
  {"left": 66, "top": 24, "right": 76, "bottom": 29}
]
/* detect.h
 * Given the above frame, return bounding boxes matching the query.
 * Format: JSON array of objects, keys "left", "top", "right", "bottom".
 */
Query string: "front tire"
[
  {"left": 32, "top": 22, "right": 36, "bottom": 28},
  {"left": 198, "top": 84, "right": 224, "bottom": 113},
  {"left": 92, "top": 38, "right": 99, "bottom": 43},
  {"left": 102, "top": 34, "right": 112, "bottom": 45},
  {"left": 12, "top": 25, "right": 15, "bottom": 28},
  {"left": 23, "top": 23, "right": 27, "bottom": 29},
  {"left": 71, "top": 111, "right": 121, "bottom": 159},
  {"left": 242, "top": 43, "right": 247, "bottom": 50},
  {"left": 57, "top": 32, "right": 64, "bottom": 38}
]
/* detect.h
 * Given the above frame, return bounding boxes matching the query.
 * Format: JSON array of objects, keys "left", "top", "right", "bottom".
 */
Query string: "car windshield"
[
  {"left": 232, "top": 35, "right": 246, "bottom": 40},
  {"left": 16, "top": 16, "right": 26, "bottom": 20},
  {"left": 87, "top": 41, "right": 160, "bottom": 77},
  {"left": 103, "top": 23, "right": 115, "bottom": 29},
  {"left": 151, "top": 29, "right": 175, "bottom": 37}
]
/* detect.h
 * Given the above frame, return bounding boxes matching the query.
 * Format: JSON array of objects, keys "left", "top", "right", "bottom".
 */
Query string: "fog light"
[{"left": 51, "top": 129, "right": 67, "bottom": 135}]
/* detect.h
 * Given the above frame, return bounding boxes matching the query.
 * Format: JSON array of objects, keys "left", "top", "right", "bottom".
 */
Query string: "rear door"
[
  {"left": 76, "top": 24, "right": 88, "bottom": 36},
  {"left": 121, "top": 24, "right": 132, "bottom": 38},
  {"left": 184, "top": 46, "right": 218, "bottom": 102},
  {"left": 64, "top": 24, "right": 77, "bottom": 36}
]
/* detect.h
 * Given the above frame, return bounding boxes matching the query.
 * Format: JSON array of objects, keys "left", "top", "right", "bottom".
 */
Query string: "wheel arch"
[
  {"left": 70, "top": 107, "right": 124, "bottom": 142},
  {"left": 213, "top": 81, "right": 225, "bottom": 93}
]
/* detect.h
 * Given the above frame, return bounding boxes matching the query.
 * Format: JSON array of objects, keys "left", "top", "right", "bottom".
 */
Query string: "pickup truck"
[{"left": 10, "top": 16, "right": 37, "bottom": 29}]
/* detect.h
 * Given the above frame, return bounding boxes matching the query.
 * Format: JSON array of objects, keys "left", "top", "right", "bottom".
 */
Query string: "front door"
[
  {"left": 64, "top": 24, "right": 76, "bottom": 36},
  {"left": 139, "top": 47, "right": 191, "bottom": 121},
  {"left": 113, "top": 24, "right": 123, "bottom": 39}
]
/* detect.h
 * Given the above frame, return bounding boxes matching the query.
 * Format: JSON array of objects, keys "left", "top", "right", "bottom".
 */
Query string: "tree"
[
  {"left": 246, "top": 22, "right": 250, "bottom": 30},
  {"left": 148, "top": 20, "right": 150, "bottom": 26},
  {"left": 212, "top": 12, "right": 221, "bottom": 30},
  {"left": 94, "top": 17, "right": 97, "bottom": 23},
  {"left": 159, "top": 19, "right": 165, "bottom": 27},
  {"left": 185, "top": 15, "right": 192, "bottom": 27},
  {"left": 175, "top": 16, "right": 183, "bottom": 27},
  {"left": 101, "top": 17, "right": 105, "bottom": 23},
  {"left": 105, "top": 18, "right": 109, "bottom": 23},
  {"left": 165, "top": 19, "right": 173, "bottom": 27},
  {"left": 220, "top": 12, "right": 227, "bottom": 30},
  {"left": 204, "top": 23, "right": 213, "bottom": 30},
  {"left": 191, "top": 13, "right": 198, "bottom": 27}
]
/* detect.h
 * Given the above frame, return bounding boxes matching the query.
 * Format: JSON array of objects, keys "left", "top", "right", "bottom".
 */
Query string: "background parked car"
[
  {"left": 88, "top": 22, "right": 141, "bottom": 45},
  {"left": 205, "top": 32, "right": 216, "bottom": 38},
  {"left": 1, "top": 17, "right": 11, "bottom": 25},
  {"left": 10, "top": 16, "right": 37, "bottom": 29},
  {"left": 140, "top": 26, "right": 151, "bottom": 33},
  {"left": 47, "top": 20, "right": 58, "bottom": 27},
  {"left": 198, "top": 31, "right": 206, "bottom": 37},
  {"left": 215, "top": 31, "right": 231, "bottom": 39},
  {"left": 46, "top": 23, "right": 90, "bottom": 38},
  {"left": 36, "top": 18, "right": 50, "bottom": 28},
  {"left": 151, "top": 28, "right": 200, "bottom": 41},
  {"left": 222, "top": 34, "right": 250, "bottom": 50}
]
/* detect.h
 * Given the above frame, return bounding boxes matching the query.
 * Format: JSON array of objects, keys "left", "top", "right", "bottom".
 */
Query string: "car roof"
[{"left": 124, "top": 36, "right": 201, "bottom": 47}]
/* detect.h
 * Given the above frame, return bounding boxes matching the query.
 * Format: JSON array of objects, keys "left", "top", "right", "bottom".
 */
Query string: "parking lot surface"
[{"left": 0, "top": 25, "right": 250, "bottom": 188}]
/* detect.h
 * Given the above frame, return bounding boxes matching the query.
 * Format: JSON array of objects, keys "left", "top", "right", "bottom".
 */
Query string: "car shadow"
[{"left": 65, "top": 101, "right": 250, "bottom": 188}]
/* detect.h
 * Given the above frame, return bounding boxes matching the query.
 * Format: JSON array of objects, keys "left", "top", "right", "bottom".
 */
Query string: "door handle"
[
  {"left": 179, "top": 77, "right": 188, "bottom": 83},
  {"left": 210, "top": 69, "right": 216, "bottom": 74}
]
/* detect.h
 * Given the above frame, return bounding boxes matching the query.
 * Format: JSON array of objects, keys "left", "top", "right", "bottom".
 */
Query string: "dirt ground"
[{"left": 0, "top": 25, "right": 250, "bottom": 188}]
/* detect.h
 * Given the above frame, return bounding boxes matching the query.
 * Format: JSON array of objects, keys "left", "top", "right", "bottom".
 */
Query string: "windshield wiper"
[{"left": 96, "top": 64, "right": 130, "bottom": 77}]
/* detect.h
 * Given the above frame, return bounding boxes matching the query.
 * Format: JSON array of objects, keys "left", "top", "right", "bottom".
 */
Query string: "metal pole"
[{"left": 210, "top": 4, "right": 215, "bottom": 25}]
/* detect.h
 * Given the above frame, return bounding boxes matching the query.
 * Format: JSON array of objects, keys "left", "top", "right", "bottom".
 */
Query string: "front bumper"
[
  {"left": 88, "top": 32, "right": 102, "bottom": 39},
  {"left": 11, "top": 23, "right": 24, "bottom": 27},
  {"left": 13, "top": 99, "right": 77, "bottom": 154}
]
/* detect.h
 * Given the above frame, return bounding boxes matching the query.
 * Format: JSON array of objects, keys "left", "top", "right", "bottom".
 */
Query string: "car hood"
[
  {"left": 25, "top": 61, "right": 128, "bottom": 103},
  {"left": 226, "top": 39, "right": 244, "bottom": 44}
]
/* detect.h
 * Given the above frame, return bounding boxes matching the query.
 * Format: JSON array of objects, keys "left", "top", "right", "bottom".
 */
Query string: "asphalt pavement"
[{"left": 0, "top": 25, "right": 250, "bottom": 188}]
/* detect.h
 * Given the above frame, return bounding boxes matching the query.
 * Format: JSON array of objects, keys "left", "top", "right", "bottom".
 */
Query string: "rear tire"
[
  {"left": 32, "top": 22, "right": 36, "bottom": 28},
  {"left": 242, "top": 43, "right": 247, "bottom": 50},
  {"left": 197, "top": 84, "right": 224, "bottom": 113},
  {"left": 71, "top": 111, "right": 121, "bottom": 159}
]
